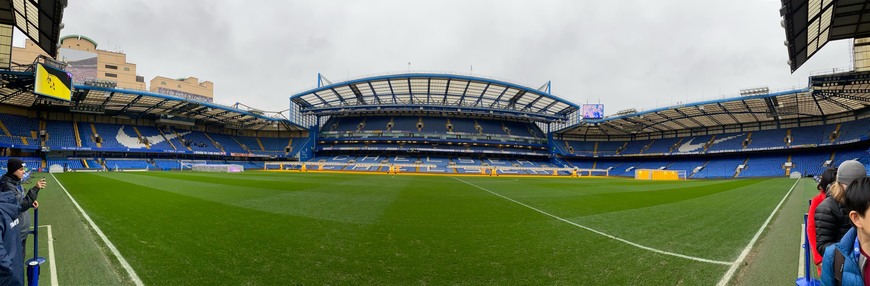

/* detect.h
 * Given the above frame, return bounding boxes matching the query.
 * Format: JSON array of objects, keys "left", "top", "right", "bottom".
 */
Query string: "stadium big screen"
[{"left": 581, "top": 104, "right": 604, "bottom": 119}]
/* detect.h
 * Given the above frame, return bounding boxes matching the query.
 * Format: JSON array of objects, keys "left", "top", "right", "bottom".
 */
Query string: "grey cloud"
[{"left": 50, "top": 0, "right": 850, "bottom": 115}]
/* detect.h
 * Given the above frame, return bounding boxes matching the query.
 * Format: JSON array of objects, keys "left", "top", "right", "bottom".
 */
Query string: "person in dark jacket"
[
  {"left": 0, "top": 158, "right": 44, "bottom": 250},
  {"left": 821, "top": 177, "right": 870, "bottom": 285},
  {"left": 0, "top": 190, "right": 23, "bottom": 286},
  {"left": 810, "top": 168, "right": 838, "bottom": 273},
  {"left": 816, "top": 160, "right": 866, "bottom": 259}
]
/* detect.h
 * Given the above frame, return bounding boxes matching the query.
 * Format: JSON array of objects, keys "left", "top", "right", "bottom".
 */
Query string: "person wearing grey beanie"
[
  {"left": 815, "top": 160, "right": 868, "bottom": 263},
  {"left": 837, "top": 160, "right": 867, "bottom": 187}
]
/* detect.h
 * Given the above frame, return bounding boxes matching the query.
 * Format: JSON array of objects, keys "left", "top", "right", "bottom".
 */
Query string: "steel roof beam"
[
  {"left": 349, "top": 84, "right": 366, "bottom": 105},
  {"left": 119, "top": 95, "right": 144, "bottom": 113},
  {"left": 458, "top": 80, "right": 471, "bottom": 106},
  {"left": 490, "top": 86, "right": 510, "bottom": 108},
  {"left": 741, "top": 100, "right": 762, "bottom": 122},
  {"left": 407, "top": 78, "right": 414, "bottom": 104},
  {"left": 473, "top": 83, "right": 491, "bottom": 107},
  {"left": 366, "top": 81, "right": 382, "bottom": 105}
]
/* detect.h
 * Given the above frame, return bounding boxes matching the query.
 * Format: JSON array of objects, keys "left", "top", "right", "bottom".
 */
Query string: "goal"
[
  {"left": 191, "top": 164, "right": 244, "bottom": 173},
  {"left": 634, "top": 169, "right": 686, "bottom": 180},
  {"left": 180, "top": 160, "right": 244, "bottom": 172}
]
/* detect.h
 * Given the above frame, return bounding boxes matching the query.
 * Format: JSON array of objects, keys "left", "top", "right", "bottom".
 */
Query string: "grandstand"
[
  {"left": 0, "top": 64, "right": 862, "bottom": 178},
  {"left": 0, "top": 35, "right": 863, "bottom": 179},
  {"left": 0, "top": 62, "right": 309, "bottom": 171},
  {"left": 279, "top": 72, "right": 869, "bottom": 178}
]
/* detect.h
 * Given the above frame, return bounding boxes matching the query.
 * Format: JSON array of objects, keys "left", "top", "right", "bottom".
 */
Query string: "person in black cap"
[{"left": 0, "top": 158, "right": 44, "bottom": 250}]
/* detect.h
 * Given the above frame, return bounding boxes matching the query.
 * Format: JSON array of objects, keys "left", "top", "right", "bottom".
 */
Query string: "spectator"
[
  {"left": 810, "top": 168, "right": 838, "bottom": 273},
  {"left": 816, "top": 160, "right": 867, "bottom": 260},
  {"left": 0, "top": 158, "right": 44, "bottom": 250},
  {"left": 821, "top": 177, "right": 870, "bottom": 285},
  {"left": 0, "top": 191, "right": 22, "bottom": 285}
]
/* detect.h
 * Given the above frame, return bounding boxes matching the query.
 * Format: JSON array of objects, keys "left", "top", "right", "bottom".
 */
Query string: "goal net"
[
  {"left": 634, "top": 169, "right": 686, "bottom": 180},
  {"left": 191, "top": 164, "right": 244, "bottom": 173}
]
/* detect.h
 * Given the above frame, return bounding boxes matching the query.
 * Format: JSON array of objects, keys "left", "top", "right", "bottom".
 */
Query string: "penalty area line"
[
  {"left": 49, "top": 173, "right": 144, "bottom": 286},
  {"left": 450, "top": 176, "right": 732, "bottom": 265}
]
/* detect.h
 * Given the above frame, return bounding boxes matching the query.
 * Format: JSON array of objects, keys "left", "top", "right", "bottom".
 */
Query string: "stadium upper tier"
[
  {"left": 290, "top": 73, "right": 579, "bottom": 122},
  {"left": 557, "top": 87, "right": 870, "bottom": 138},
  {"left": 321, "top": 116, "right": 544, "bottom": 138},
  {"left": 316, "top": 115, "right": 549, "bottom": 157},
  {"left": 555, "top": 118, "right": 868, "bottom": 157}
]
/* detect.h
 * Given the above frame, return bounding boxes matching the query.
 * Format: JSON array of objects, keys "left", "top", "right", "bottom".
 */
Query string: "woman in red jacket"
[{"left": 809, "top": 168, "right": 837, "bottom": 275}]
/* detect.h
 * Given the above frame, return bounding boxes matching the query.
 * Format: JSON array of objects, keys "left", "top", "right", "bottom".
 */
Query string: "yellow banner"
[{"left": 34, "top": 63, "right": 72, "bottom": 101}]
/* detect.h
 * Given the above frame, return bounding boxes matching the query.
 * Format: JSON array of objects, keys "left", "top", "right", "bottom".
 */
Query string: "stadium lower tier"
[
  {"left": 291, "top": 147, "right": 868, "bottom": 178},
  {"left": 27, "top": 145, "right": 870, "bottom": 179},
  {"left": 567, "top": 147, "right": 870, "bottom": 178}
]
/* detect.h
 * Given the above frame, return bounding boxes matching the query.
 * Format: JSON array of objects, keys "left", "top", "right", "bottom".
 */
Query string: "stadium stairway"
[
  {"left": 90, "top": 123, "right": 102, "bottom": 148},
  {"left": 231, "top": 137, "right": 252, "bottom": 153},
  {"left": 156, "top": 128, "right": 178, "bottom": 151},
  {"left": 256, "top": 138, "right": 266, "bottom": 152},
  {"left": 0, "top": 118, "right": 11, "bottom": 137},
  {"left": 829, "top": 124, "right": 842, "bottom": 143},
  {"left": 132, "top": 126, "right": 150, "bottom": 149},
  {"left": 203, "top": 133, "right": 224, "bottom": 153},
  {"left": 72, "top": 121, "right": 82, "bottom": 147},
  {"left": 174, "top": 130, "right": 192, "bottom": 151},
  {"left": 743, "top": 132, "right": 752, "bottom": 149},
  {"left": 689, "top": 160, "right": 710, "bottom": 178},
  {"left": 733, "top": 156, "right": 749, "bottom": 178},
  {"left": 703, "top": 135, "right": 716, "bottom": 153}
]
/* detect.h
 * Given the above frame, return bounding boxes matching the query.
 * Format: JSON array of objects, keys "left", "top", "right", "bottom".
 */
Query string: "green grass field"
[{"left": 33, "top": 172, "right": 813, "bottom": 285}]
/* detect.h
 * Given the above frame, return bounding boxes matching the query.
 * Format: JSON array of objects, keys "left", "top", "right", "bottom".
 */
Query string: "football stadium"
[{"left": 0, "top": 0, "right": 866, "bottom": 285}]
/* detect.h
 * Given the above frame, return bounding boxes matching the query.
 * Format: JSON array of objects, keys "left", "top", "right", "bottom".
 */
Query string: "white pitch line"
[
  {"left": 716, "top": 178, "right": 801, "bottom": 286},
  {"left": 451, "top": 176, "right": 732, "bottom": 265},
  {"left": 39, "top": 225, "right": 57, "bottom": 286},
  {"left": 50, "top": 174, "right": 144, "bottom": 286}
]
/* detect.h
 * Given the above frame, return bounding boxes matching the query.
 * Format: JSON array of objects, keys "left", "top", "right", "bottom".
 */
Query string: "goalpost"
[
  {"left": 180, "top": 160, "right": 244, "bottom": 172},
  {"left": 634, "top": 169, "right": 687, "bottom": 180}
]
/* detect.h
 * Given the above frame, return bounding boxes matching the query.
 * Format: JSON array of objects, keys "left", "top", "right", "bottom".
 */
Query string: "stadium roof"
[
  {"left": 0, "top": 0, "right": 66, "bottom": 57},
  {"left": 0, "top": 70, "right": 304, "bottom": 132},
  {"left": 781, "top": 0, "right": 870, "bottom": 72},
  {"left": 556, "top": 84, "right": 868, "bottom": 136},
  {"left": 289, "top": 73, "right": 580, "bottom": 122}
]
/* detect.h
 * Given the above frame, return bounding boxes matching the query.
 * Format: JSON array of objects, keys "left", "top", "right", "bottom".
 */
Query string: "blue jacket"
[
  {"left": 0, "top": 191, "right": 23, "bottom": 286},
  {"left": 822, "top": 227, "right": 865, "bottom": 286},
  {"left": 0, "top": 173, "right": 38, "bottom": 240}
]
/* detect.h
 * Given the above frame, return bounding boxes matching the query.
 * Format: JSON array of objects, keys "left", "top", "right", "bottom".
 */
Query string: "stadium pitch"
[{"left": 43, "top": 172, "right": 806, "bottom": 285}]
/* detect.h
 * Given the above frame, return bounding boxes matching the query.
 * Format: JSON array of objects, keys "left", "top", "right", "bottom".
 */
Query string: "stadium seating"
[
  {"left": 322, "top": 116, "right": 545, "bottom": 139},
  {"left": 134, "top": 126, "right": 176, "bottom": 151},
  {"left": 206, "top": 133, "right": 247, "bottom": 153},
  {"left": 705, "top": 133, "right": 748, "bottom": 153},
  {"left": 740, "top": 154, "right": 787, "bottom": 177},
  {"left": 104, "top": 159, "right": 153, "bottom": 170},
  {"left": 45, "top": 121, "right": 77, "bottom": 148}
]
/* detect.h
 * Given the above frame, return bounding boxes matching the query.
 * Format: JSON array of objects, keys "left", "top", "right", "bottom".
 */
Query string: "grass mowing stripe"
[
  {"left": 451, "top": 176, "right": 733, "bottom": 265},
  {"left": 716, "top": 178, "right": 801, "bottom": 286},
  {"left": 49, "top": 173, "right": 143, "bottom": 286}
]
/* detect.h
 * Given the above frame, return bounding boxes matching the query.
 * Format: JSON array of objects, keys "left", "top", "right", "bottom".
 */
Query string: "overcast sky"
[{"left": 16, "top": 0, "right": 853, "bottom": 116}]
